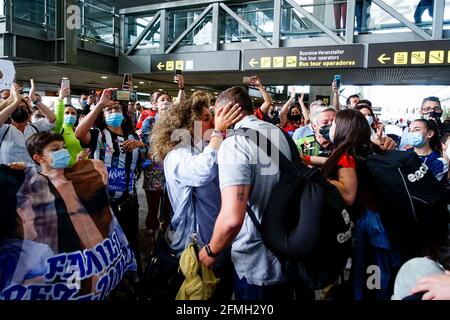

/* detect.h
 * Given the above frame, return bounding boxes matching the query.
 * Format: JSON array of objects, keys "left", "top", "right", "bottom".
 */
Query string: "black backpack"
[
  {"left": 230, "top": 127, "right": 354, "bottom": 290},
  {"left": 366, "top": 150, "right": 449, "bottom": 255}
]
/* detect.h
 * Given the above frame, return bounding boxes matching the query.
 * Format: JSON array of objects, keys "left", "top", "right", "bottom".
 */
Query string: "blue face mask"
[
  {"left": 408, "top": 132, "right": 426, "bottom": 148},
  {"left": 50, "top": 149, "right": 71, "bottom": 169},
  {"left": 105, "top": 113, "right": 124, "bottom": 127},
  {"left": 64, "top": 114, "right": 76, "bottom": 126}
]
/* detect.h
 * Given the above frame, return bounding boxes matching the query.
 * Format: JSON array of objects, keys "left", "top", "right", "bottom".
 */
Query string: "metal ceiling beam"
[
  {"left": 372, "top": 0, "right": 431, "bottom": 40},
  {"left": 285, "top": 0, "right": 344, "bottom": 44},
  {"left": 119, "top": 0, "right": 233, "bottom": 15},
  {"left": 165, "top": 4, "right": 213, "bottom": 53},
  {"left": 219, "top": 2, "right": 272, "bottom": 47},
  {"left": 345, "top": 0, "right": 356, "bottom": 44},
  {"left": 125, "top": 10, "right": 161, "bottom": 55},
  {"left": 432, "top": 0, "right": 445, "bottom": 40}
]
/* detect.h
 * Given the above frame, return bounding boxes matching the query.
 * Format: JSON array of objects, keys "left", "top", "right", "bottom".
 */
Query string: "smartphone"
[
  {"left": 334, "top": 75, "right": 342, "bottom": 88},
  {"left": 174, "top": 69, "right": 182, "bottom": 83},
  {"left": 61, "top": 78, "right": 70, "bottom": 90},
  {"left": 122, "top": 74, "right": 133, "bottom": 90},
  {"left": 243, "top": 76, "right": 252, "bottom": 86}
]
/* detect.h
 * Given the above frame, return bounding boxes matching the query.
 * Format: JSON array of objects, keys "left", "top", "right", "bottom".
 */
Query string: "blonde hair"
[{"left": 151, "top": 91, "right": 210, "bottom": 161}]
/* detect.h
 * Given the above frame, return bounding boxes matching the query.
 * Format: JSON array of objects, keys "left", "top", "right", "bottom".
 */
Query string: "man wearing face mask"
[
  {"left": 294, "top": 106, "right": 336, "bottom": 165},
  {"left": 76, "top": 88, "right": 148, "bottom": 271},
  {"left": 0, "top": 82, "right": 55, "bottom": 166},
  {"left": 400, "top": 97, "right": 444, "bottom": 149},
  {"left": 79, "top": 93, "right": 95, "bottom": 115}
]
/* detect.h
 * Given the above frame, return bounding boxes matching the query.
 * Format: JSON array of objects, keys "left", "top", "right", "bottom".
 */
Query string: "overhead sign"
[
  {"left": 368, "top": 40, "right": 450, "bottom": 67},
  {"left": 150, "top": 51, "right": 241, "bottom": 72},
  {"left": 243, "top": 45, "right": 364, "bottom": 70}
]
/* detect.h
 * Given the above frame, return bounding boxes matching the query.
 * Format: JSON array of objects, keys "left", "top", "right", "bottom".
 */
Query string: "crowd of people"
[{"left": 0, "top": 73, "right": 449, "bottom": 301}]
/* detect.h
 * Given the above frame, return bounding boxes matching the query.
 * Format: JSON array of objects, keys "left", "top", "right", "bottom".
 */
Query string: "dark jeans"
[
  {"left": 110, "top": 196, "right": 141, "bottom": 273},
  {"left": 414, "top": 0, "right": 434, "bottom": 24},
  {"left": 355, "top": 0, "right": 372, "bottom": 33},
  {"left": 233, "top": 268, "right": 294, "bottom": 300}
]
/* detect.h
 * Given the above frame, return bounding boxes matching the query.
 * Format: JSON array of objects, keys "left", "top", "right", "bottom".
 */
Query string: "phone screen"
[{"left": 334, "top": 75, "right": 341, "bottom": 87}]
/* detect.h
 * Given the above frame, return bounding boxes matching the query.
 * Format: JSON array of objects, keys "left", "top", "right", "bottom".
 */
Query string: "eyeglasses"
[{"left": 421, "top": 107, "right": 441, "bottom": 112}]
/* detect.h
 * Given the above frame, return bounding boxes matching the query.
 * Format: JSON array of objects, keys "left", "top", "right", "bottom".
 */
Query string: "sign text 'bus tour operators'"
[
  {"left": 150, "top": 51, "right": 241, "bottom": 73},
  {"left": 368, "top": 40, "right": 450, "bottom": 68},
  {"left": 243, "top": 45, "right": 364, "bottom": 70}
]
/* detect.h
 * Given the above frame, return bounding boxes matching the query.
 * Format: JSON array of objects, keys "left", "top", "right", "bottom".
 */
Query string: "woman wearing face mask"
[
  {"left": 323, "top": 109, "right": 402, "bottom": 300},
  {"left": 280, "top": 87, "right": 304, "bottom": 136},
  {"left": 52, "top": 86, "right": 84, "bottom": 167},
  {"left": 407, "top": 119, "right": 448, "bottom": 183},
  {"left": 76, "top": 88, "right": 147, "bottom": 270}
]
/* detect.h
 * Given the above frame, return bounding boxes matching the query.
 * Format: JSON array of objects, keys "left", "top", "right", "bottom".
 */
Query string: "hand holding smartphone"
[
  {"left": 61, "top": 78, "right": 71, "bottom": 104},
  {"left": 334, "top": 75, "right": 341, "bottom": 88},
  {"left": 174, "top": 69, "right": 182, "bottom": 83}
]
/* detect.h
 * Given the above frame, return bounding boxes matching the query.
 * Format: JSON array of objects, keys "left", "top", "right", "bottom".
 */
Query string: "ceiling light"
[
  {"left": 139, "top": 81, "right": 144, "bottom": 84},
  {"left": 101, "top": 76, "right": 108, "bottom": 79},
  {"left": 134, "top": 86, "right": 138, "bottom": 88},
  {"left": 190, "top": 89, "right": 195, "bottom": 92}
]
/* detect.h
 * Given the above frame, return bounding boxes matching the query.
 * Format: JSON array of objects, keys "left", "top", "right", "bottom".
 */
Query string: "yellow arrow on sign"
[
  {"left": 157, "top": 62, "right": 165, "bottom": 70},
  {"left": 378, "top": 54, "right": 391, "bottom": 64},
  {"left": 249, "top": 58, "right": 259, "bottom": 67}
]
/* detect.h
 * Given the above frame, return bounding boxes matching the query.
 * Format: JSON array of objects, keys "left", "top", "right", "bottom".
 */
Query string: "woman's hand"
[
  {"left": 58, "top": 87, "right": 71, "bottom": 101},
  {"left": 214, "top": 103, "right": 242, "bottom": 132},
  {"left": 98, "top": 89, "right": 117, "bottom": 109},
  {"left": 122, "top": 139, "right": 145, "bottom": 152},
  {"left": 411, "top": 272, "right": 450, "bottom": 300},
  {"left": 76, "top": 149, "right": 90, "bottom": 162}
]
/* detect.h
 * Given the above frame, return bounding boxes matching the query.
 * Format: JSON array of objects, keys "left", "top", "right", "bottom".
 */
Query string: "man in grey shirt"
[{"left": 199, "top": 86, "right": 294, "bottom": 300}]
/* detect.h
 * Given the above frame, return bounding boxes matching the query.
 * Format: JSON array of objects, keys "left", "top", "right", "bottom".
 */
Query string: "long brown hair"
[
  {"left": 151, "top": 91, "right": 210, "bottom": 161},
  {"left": 322, "top": 109, "right": 380, "bottom": 178}
]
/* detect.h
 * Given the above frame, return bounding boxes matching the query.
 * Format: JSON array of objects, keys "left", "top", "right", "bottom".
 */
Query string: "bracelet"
[
  {"left": 179, "top": 87, "right": 185, "bottom": 90},
  {"left": 205, "top": 244, "right": 218, "bottom": 258},
  {"left": 211, "top": 129, "right": 223, "bottom": 138}
]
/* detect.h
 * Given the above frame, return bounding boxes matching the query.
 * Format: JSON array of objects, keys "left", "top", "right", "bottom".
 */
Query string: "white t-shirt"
[{"left": 0, "top": 119, "right": 54, "bottom": 165}]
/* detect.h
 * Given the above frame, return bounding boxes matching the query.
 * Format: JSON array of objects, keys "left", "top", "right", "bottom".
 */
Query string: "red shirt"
[
  {"left": 337, "top": 154, "right": 356, "bottom": 169},
  {"left": 282, "top": 122, "right": 300, "bottom": 136},
  {"left": 253, "top": 107, "right": 264, "bottom": 120},
  {"left": 136, "top": 109, "right": 157, "bottom": 129}
]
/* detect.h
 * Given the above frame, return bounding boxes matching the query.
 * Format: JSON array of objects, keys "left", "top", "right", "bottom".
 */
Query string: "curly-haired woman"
[{"left": 151, "top": 91, "right": 241, "bottom": 256}]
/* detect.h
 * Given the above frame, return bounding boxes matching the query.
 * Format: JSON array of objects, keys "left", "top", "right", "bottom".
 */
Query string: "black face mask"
[
  {"left": 287, "top": 114, "right": 302, "bottom": 122},
  {"left": 430, "top": 111, "right": 443, "bottom": 120},
  {"left": 319, "top": 124, "right": 332, "bottom": 141},
  {"left": 11, "top": 108, "right": 29, "bottom": 123}
]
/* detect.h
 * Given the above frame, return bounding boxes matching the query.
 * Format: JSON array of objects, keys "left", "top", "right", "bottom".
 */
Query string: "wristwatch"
[{"left": 205, "top": 244, "right": 218, "bottom": 258}]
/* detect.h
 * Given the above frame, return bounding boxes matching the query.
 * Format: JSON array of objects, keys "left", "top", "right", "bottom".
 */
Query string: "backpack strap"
[
  {"left": 30, "top": 124, "right": 39, "bottom": 133},
  {"left": 0, "top": 126, "right": 10, "bottom": 149},
  {"left": 229, "top": 126, "right": 305, "bottom": 234}
]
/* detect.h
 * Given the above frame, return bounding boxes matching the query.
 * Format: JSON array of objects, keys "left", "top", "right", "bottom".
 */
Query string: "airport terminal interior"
[{"left": 0, "top": 0, "right": 450, "bottom": 303}]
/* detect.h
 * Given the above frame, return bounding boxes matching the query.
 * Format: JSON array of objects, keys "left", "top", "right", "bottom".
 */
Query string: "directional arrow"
[
  {"left": 249, "top": 58, "right": 259, "bottom": 68},
  {"left": 157, "top": 62, "right": 165, "bottom": 70},
  {"left": 377, "top": 54, "right": 391, "bottom": 64}
]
